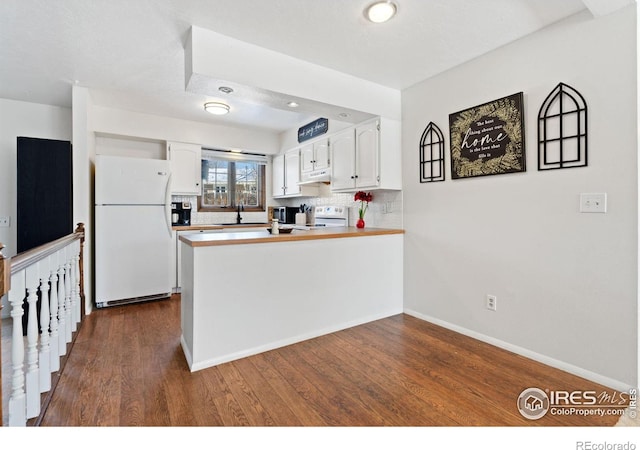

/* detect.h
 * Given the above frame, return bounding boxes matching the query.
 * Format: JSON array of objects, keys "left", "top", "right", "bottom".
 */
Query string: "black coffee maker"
[{"left": 171, "top": 202, "right": 191, "bottom": 226}]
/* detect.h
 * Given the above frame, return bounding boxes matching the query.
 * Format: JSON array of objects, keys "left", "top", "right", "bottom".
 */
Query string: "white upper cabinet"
[
  {"left": 300, "top": 143, "right": 314, "bottom": 173},
  {"left": 329, "top": 128, "right": 356, "bottom": 191},
  {"left": 354, "top": 120, "right": 380, "bottom": 189},
  {"left": 284, "top": 150, "right": 301, "bottom": 196},
  {"left": 272, "top": 153, "right": 286, "bottom": 197},
  {"left": 272, "top": 149, "right": 319, "bottom": 198},
  {"left": 301, "top": 138, "right": 330, "bottom": 174},
  {"left": 167, "top": 141, "right": 202, "bottom": 195},
  {"left": 330, "top": 117, "right": 401, "bottom": 192}
]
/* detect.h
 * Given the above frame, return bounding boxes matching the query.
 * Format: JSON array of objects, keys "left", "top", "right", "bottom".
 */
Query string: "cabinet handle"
[
  {"left": 354, "top": 175, "right": 359, "bottom": 179},
  {"left": 350, "top": 176, "right": 355, "bottom": 179}
]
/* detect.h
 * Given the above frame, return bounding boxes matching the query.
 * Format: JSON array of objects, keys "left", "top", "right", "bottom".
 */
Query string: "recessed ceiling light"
[
  {"left": 204, "top": 102, "right": 230, "bottom": 115},
  {"left": 218, "top": 86, "right": 234, "bottom": 94},
  {"left": 338, "top": 112, "right": 350, "bottom": 119},
  {"left": 364, "top": 1, "right": 397, "bottom": 23},
  {"left": 287, "top": 101, "right": 299, "bottom": 108}
]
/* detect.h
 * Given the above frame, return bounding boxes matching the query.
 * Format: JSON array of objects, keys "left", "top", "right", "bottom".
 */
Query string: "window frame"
[{"left": 197, "top": 154, "right": 267, "bottom": 213}]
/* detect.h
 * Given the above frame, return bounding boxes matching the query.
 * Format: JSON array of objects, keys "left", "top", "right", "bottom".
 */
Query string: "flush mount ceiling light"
[
  {"left": 204, "top": 102, "right": 230, "bottom": 115},
  {"left": 364, "top": 1, "right": 397, "bottom": 23}
]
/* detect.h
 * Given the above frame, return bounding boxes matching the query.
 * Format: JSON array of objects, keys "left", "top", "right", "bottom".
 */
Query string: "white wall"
[
  {"left": 402, "top": 7, "right": 637, "bottom": 389},
  {"left": 0, "top": 98, "right": 72, "bottom": 317},
  {"left": 278, "top": 118, "right": 353, "bottom": 151},
  {"left": 88, "top": 105, "right": 285, "bottom": 227},
  {"left": 0, "top": 98, "right": 72, "bottom": 257},
  {"left": 91, "top": 105, "right": 281, "bottom": 155},
  {"left": 188, "top": 26, "right": 401, "bottom": 121},
  {"left": 72, "top": 86, "right": 95, "bottom": 314}
]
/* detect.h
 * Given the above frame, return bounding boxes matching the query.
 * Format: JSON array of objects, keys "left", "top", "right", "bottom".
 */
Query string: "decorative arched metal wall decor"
[
  {"left": 538, "top": 82, "right": 588, "bottom": 171},
  {"left": 419, "top": 121, "right": 445, "bottom": 182}
]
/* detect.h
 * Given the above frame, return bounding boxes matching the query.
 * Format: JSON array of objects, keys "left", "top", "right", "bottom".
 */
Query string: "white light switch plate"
[
  {"left": 580, "top": 193, "right": 607, "bottom": 213},
  {"left": 0, "top": 216, "right": 9, "bottom": 227}
]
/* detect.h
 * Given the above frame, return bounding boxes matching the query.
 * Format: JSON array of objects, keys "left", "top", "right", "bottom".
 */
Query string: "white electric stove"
[
  {"left": 312, "top": 205, "right": 349, "bottom": 227},
  {"left": 292, "top": 205, "right": 349, "bottom": 229}
]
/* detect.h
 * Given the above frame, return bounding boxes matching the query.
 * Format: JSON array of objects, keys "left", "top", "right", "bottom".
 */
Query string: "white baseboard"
[{"left": 404, "top": 308, "right": 634, "bottom": 393}]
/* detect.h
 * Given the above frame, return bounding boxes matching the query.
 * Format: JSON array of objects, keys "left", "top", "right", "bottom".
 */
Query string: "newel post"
[
  {"left": 75, "top": 223, "right": 85, "bottom": 319},
  {"left": 0, "top": 242, "right": 9, "bottom": 426}
]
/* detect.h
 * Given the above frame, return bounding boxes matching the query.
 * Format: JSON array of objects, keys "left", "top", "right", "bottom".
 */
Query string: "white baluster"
[
  {"left": 57, "top": 250, "right": 67, "bottom": 356},
  {"left": 38, "top": 260, "right": 51, "bottom": 393},
  {"left": 48, "top": 253, "right": 60, "bottom": 371},
  {"left": 8, "top": 271, "right": 26, "bottom": 426},
  {"left": 69, "top": 244, "right": 78, "bottom": 333},
  {"left": 64, "top": 249, "right": 72, "bottom": 343},
  {"left": 25, "top": 264, "right": 41, "bottom": 419}
]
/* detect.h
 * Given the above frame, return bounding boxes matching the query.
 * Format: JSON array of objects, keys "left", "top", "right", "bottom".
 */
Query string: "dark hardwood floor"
[{"left": 10, "top": 295, "right": 625, "bottom": 426}]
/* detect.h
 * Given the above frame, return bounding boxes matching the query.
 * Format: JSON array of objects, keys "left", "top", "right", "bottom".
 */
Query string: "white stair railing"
[{"left": 1, "top": 224, "right": 85, "bottom": 426}]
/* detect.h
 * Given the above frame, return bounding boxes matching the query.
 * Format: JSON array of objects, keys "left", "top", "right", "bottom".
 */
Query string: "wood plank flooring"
[{"left": 7, "top": 295, "right": 628, "bottom": 426}]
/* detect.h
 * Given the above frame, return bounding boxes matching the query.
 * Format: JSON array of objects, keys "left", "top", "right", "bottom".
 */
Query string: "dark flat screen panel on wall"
[{"left": 17, "top": 137, "right": 73, "bottom": 253}]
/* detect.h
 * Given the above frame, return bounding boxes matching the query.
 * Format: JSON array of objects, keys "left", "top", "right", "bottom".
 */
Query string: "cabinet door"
[
  {"left": 285, "top": 150, "right": 301, "bottom": 196},
  {"left": 272, "top": 154, "right": 285, "bottom": 197},
  {"left": 355, "top": 120, "right": 380, "bottom": 189},
  {"left": 300, "top": 144, "right": 314, "bottom": 173},
  {"left": 167, "top": 142, "right": 202, "bottom": 195},
  {"left": 330, "top": 128, "right": 356, "bottom": 191},
  {"left": 313, "top": 139, "right": 330, "bottom": 170}
]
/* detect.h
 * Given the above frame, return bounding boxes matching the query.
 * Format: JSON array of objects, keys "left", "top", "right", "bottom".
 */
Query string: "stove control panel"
[{"left": 314, "top": 206, "right": 348, "bottom": 219}]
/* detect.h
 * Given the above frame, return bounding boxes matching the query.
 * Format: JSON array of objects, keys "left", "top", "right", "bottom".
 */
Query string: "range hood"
[{"left": 298, "top": 168, "right": 331, "bottom": 185}]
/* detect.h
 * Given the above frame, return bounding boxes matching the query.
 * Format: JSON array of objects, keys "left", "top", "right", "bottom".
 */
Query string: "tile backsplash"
[
  {"left": 171, "top": 196, "right": 270, "bottom": 225},
  {"left": 278, "top": 185, "right": 403, "bottom": 229},
  {"left": 173, "top": 185, "right": 403, "bottom": 229}
]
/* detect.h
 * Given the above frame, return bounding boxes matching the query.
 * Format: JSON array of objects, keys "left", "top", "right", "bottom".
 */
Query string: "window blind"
[{"left": 202, "top": 148, "right": 268, "bottom": 164}]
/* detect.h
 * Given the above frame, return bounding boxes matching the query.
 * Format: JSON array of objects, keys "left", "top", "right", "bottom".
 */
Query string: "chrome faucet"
[{"left": 236, "top": 203, "right": 244, "bottom": 224}]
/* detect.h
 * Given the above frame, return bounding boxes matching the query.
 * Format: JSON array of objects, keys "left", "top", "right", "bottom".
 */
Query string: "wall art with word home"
[{"left": 449, "top": 92, "right": 526, "bottom": 179}]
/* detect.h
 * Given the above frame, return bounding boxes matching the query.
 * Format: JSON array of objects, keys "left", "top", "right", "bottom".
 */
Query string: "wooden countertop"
[{"left": 179, "top": 226, "right": 404, "bottom": 247}]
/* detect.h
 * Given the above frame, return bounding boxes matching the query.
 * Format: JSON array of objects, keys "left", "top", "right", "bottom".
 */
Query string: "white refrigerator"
[{"left": 95, "top": 155, "right": 173, "bottom": 308}]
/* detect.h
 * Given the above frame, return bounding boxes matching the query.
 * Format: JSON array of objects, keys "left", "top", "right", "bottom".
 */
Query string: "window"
[
  {"left": 419, "top": 121, "right": 445, "bottom": 182},
  {"left": 198, "top": 149, "right": 267, "bottom": 211},
  {"left": 538, "top": 82, "right": 588, "bottom": 170}
]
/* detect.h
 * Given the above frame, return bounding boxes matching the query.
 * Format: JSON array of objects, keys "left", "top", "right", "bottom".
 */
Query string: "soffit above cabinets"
[{"left": 2, "top": 0, "right": 626, "bottom": 133}]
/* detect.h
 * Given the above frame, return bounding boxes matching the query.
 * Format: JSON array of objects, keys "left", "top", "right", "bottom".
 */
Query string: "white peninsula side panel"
[{"left": 180, "top": 234, "right": 403, "bottom": 371}]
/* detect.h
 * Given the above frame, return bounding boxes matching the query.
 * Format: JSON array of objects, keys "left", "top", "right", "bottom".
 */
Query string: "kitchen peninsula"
[{"left": 179, "top": 227, "right": 404, "bottom": 371}]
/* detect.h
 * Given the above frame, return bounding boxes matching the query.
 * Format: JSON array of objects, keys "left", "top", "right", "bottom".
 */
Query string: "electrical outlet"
[
  {"left": 0, "top": 216, "right": 10, "bottom": 227},
  {"left": 486, "top": 294, "right": 497, "bottom": 311},
  {"left": 580, "top": 193, "right": 607, "bottom": 213}
]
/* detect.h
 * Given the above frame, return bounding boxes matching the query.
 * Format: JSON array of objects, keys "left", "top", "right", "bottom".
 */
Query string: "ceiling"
[{"left": 0, "top": 0, "right": 628, "bottom": 133}]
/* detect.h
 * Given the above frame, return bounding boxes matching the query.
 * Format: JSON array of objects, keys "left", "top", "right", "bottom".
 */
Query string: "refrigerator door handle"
[{"left": 164, "top": 174, "right": 173, "bottom": 236}]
